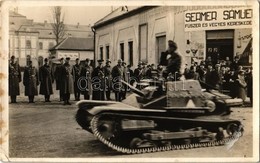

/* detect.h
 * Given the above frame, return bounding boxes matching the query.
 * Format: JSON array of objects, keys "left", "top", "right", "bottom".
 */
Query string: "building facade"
[
  {"left": 93, "top": 6, "right": 253, "bottom": 68},
  {"left": 9, "top": 10, "right": 94, "bottom": 68}
]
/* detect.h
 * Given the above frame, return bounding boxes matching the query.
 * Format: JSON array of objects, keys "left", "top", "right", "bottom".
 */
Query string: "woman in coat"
[
  {"left": 235, "top": 70, "right": 247, "bottom": 104},
  {"left": 23, "top": 60, "right": 39, "bottom": 103}
]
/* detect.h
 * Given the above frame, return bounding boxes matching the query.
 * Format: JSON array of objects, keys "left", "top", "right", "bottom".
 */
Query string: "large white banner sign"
[{"left": 184, "top": 7, "right": 253, "bottom": 31}]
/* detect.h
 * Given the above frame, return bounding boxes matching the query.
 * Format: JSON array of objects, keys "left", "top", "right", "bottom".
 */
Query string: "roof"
[
  {"left": 50, "top": 37, "right": 94, "bottom": 51},
  {"left": 93, "top": 6, "right": 156, "bottom": 29}
]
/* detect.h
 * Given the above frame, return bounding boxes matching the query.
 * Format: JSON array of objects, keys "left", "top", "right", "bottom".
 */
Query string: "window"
[
  {"left": 139, "top": 24, "right": 148, "bottom": 62},
  {"left": 26, "top": 40, "right": 31, "bottom": 49},
  {"left": 39, "top": 42, "right": 43, "bottom": 50},
  {"left": 106, "top": 45, "right": 110, "bottom": 60},
  {"left": 128, "top": 41, "right": 133, "bottom": 66},
  {"left": 120, "top": 43, "right": 124, "bottom": 61},
  {"left": 48, "top": 42, "right": 54, "bottom": 49},
  {"left": 100, "top": 46, "right": 103, "bottom": 60},
  {"left": 156, "top": 35, "right": 166, "bottom": 65}
]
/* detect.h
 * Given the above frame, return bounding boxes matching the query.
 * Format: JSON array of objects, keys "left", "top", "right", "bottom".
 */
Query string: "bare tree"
[{"left": 51, "top": 6, "right": 65, "bottom": 45}]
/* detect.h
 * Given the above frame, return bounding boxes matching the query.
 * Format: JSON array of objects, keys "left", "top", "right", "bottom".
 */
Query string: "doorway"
[
  {"left": 156, "top": 35, "right": 166, "bottom": 65},
  {"left": 206, "top": 30, "right": 234, "bottom": 65}
]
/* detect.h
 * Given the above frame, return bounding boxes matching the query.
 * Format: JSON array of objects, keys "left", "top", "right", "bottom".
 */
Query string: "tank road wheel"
[
  {"left": 129, "top": 138, "right": 142, "bottom": 149},
  {"left": 226, "top": 123, "right": 239, "bottom": 135},
  {"left": 129, "top": 137, "right": 156, "bottom": 149},
  {"left": 97, "top": 120, "right": 118, "bottom": 140}
]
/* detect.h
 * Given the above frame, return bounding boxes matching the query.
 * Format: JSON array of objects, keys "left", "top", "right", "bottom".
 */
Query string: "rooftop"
[
  {"left": 50, "top": 37, "right": 94, "bottom": 51},
  {"left": 93, "top": 6, "right": 156, "bottom": 28}
]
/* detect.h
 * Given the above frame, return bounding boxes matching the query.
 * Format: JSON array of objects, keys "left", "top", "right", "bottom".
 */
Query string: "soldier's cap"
[
  {"left": 97, "top": 59, "right": 104, "bottom": 63},
  {"left": 106, "top": 59, "right": 111, "bottom": 64},
  {"left": 76, "top": 58, "right": 79, "bottom": 61},
  {"left": 142, "top": 62, "right": 147, "bottom": 65},
  {"left": 138, "top": 61, "right": 143, "bottom": 65},
  {"left": 215, "top": 64, "right": 220, "bottom": 67},
  {"left": 117, "top": 59, "right": 123, "bottom": 63},
  {"left": 66, "top": 57, "right": 70, "bottom": 60},
  {"left": 60, "top": 58, "right": 64, "bottom": 61},
  {"left": 168, "top": 40, "right": 177, "bottom": 48},
  {"left": 11, "top": 55, "right": 15, "bottom": 59},
  {"left": 44, "top": 58, "right": 49, "bottom": 62},
  {"left": 85, "top": 58, "right": 90, "bottom": 62}
]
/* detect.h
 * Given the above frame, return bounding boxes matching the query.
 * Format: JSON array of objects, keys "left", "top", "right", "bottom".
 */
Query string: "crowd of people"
[{"left": 9, "top": 40, "right": 252, "bottom": 106}]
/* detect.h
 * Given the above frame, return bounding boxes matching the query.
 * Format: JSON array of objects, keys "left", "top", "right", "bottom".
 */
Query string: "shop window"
[{"left": 120, "top": 43, "right": 124, "bottom": 61}]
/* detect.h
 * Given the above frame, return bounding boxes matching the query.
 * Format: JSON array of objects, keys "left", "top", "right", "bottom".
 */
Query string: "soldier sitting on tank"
[{"left": 162, "top": 40, "right": 182, "bottom": 80}]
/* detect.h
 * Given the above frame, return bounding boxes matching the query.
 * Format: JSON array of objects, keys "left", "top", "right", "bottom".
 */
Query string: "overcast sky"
[{"left": 16, "top": 6, "right": 112, "bottom": 26}]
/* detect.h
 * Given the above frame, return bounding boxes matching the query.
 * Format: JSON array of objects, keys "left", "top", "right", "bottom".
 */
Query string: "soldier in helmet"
[
  {"left": 9, "top": 55, "right": 21, "bottom": 103},
  {"left": 23, "top": 60, "right": 39, "bottom": 103},
  {"left": 60, "top": 57, "right": 74, "bottom": 105},
  {"left": 72, "top": 58, "right": 81, "bottom": 101},
  {"left": 39, "top": 58, "right": 54, "bottom": 102},
  {"left": 80, "top": 58, "right": 93, "bottom": 100},
  {"left": 92, "top": 59, "right": 105, "bottom": 100}
]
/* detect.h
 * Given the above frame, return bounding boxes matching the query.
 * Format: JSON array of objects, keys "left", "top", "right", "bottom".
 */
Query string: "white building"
[
  {"left": 92, "top": 6, "right": 253, "bottom": 68},
  {"left": 9, "top": 10, "right": 94, "bottom": 68}
]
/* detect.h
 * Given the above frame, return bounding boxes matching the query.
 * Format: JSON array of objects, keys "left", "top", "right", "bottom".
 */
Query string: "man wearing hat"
[
  {"left": 39, "top": 58, "right": 54, "bottom": 102},
  {"left": 236, "top": 70, "right": 247, "bottom": 104},
  {"left": 23, "top": 60, "right": 39, "bottom": 103},
  {"left": 60, "top": 57, "right": 74, "bottom": 105},
  {"left": 104, "top": 59, "right": 112, "bottom": 100},
  {"left": 164, "top": 40, "right": 182, "bottom": 80},
  {"left": 80, "top": 58, "right": 93, "bottom": 100},
  {"left": 92, "top": 59, "right": 105, "bottom": 100},
  {"left": 72, "top": 58, "right": 81, "bottom": 101},
  {"left": 133, "top": 62, "right": 144, "bottom": 83},
  {"left": 54, "top": 58, "right": 64, "bottom": 101},
  {"left": 9, "top": 55, "right": 21, "bottom": 103},
  {"left": 111, "top": 59, "right": 125, "bottom": 101}
]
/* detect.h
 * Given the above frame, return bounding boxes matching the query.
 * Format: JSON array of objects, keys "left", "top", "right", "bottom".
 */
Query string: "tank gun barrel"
[{"left": 120, "top": 79, "right": 146, "bottom": 97}]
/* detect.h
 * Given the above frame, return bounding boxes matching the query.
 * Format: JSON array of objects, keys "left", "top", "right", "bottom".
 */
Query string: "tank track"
[{"left": 90, "top": 113, "right": 243, "bottom": 154}]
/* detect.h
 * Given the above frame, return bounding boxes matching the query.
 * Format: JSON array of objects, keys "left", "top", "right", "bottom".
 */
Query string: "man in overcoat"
[
  {"left": 111, "top": 59, "right": 125, "bottom": 101},
  {"left": 72, "top": 58, "right": 81, "bottom": 101},
  {"left": 23, "top": 60, "right": 39, "bottom": 103},
  {"left": 9, "top": 55, "right": 21, "bottom": 103},
  {"left": 61, "top": 57, "right": 74, "bottom": 105},
  {"left": 54, "top": 58, "right": 64, "bottom": 101},
  {"left": 104, "top": 60, "right": 112, "bottom": 100},
  {"left": 80, "top": 58, "right": 93, "bottom": 100},
  {"left": 39, "top": 58, "right": 54, "bottom": 102},
  {"left": 92, "top": 59, "right": 105, "bottom": 100}
]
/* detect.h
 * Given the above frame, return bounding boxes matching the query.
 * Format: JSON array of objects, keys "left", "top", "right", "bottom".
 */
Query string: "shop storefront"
[{"left": 181, "top": 7, "right": 253, "bottom": 66}]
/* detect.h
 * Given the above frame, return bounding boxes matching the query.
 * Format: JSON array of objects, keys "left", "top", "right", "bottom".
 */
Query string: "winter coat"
[
  {"left": 80, "top": 65, "right": 93, "bottom": 95},
  {"left": 39, "top": 64, "right": 54, "bottom": 95},
  {"left": 54, "top": 64, "right": 63, "bottom": 90},
  {"left": 23, "top": 66, "right": 39, "bottom": 96},
  {"left": 60, "top": 63, "right": 74, "bottom": 94},
  {"left": 9, "top": 62, "right": 21, "bottom": 96}
]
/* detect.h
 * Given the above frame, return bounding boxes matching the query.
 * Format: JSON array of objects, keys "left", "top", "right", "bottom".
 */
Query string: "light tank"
[{"left": 75, "top": 79, "right": 244, "bottom": 154}]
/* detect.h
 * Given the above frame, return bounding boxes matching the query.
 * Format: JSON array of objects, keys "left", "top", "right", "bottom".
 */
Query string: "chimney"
[
  {"left": 44, "top": 20, "right": 47, "bottom": 27},
  {"left": 77, "top": 22, "right": 80, "bottom": 28}
]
